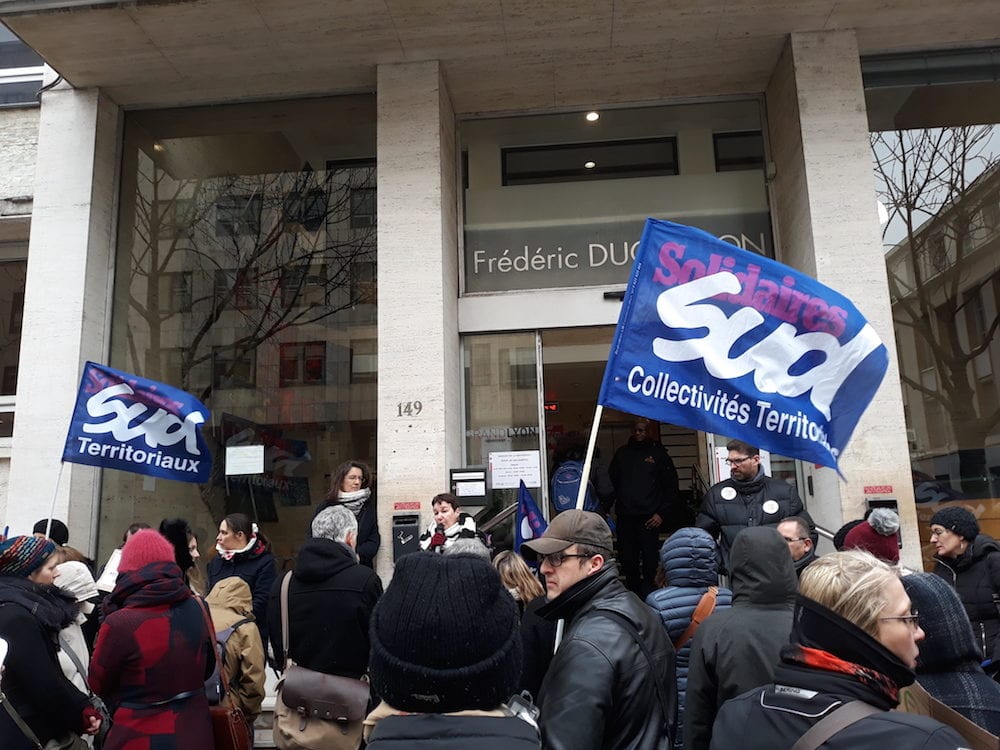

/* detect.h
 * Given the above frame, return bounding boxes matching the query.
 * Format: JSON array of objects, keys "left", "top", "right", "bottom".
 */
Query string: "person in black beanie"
[
  {"left": 902, "top": 572, "right": 1000, "bottom": 735},
  {"left": 929, "top": 504, "right": 1000, "bottom": 665},
  {"left": 364, "top": 552, "right": 539, "bottom": 749}
]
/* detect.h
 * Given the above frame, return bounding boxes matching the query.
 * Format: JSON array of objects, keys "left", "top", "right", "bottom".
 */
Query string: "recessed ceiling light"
[
  {"left": 153, "top": 142, "right": 165, "bottom": 152},
  {"left": 584, "top": 161, "right": 596, "bottom": 169},
  {"left": 585, "top": 111, "right": 600, "bottom": 122}
]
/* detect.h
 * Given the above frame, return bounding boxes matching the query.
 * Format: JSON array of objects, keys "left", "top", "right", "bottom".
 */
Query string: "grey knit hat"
[
  {"left": 929, "top": 505, "right": 979, "bottom": 541},
  {"left": 368, "top": 552, "right": 521, "bottom": 713}
]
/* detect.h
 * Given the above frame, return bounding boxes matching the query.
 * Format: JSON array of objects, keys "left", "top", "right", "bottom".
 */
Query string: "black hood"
[
  {"left": 293, "top": 537, "right": 358, "bottom": 583},
  {"left": 902, "top": 572, "right": 982, "bottom": 672},
  {"left": 730, "top": 526, "right": 798, "bottom": 607}
]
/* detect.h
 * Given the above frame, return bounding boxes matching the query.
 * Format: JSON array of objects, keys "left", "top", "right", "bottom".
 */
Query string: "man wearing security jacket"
[{"left": 697, "top": 439, "right": 814, "bottom": 571}]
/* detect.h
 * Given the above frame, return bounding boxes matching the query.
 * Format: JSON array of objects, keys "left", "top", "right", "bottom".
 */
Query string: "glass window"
[
  {"left": 713, "top": 131, "right": 765, "bottom": 172},
  {"left": 0, "top": 257, "right": 26, "bottom": 396},
  {"left": 868, "top": 65, "right": 1000, "bottom": 566},
  {"left": 461, "top": 100, "right": 772, "bottom": 294},
  {"left": 502, "top": 137, "right": 678, "bottom": 185},
  {"left": 106, "top": 95, "right": 376, "bottom": 567},
  {"left": 0, "top": 25, "right": 43, "bottom": 107}
]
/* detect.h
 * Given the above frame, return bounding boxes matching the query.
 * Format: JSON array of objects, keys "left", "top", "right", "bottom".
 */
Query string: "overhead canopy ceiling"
[{"left": 1, "top": 0, "right": 999, "bottom": 112}]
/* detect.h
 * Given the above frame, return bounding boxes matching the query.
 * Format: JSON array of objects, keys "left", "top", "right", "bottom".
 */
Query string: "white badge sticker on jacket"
[
  {"left": 721, "top": 487, "right": 737, "bottom": 500},
  {"left": 763, "top": 500, "right": 780, "bottom": 515}
]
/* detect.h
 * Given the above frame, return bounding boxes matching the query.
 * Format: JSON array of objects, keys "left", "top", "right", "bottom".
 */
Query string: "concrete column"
[
  {"left": 765, "top": 31, "right": 919, "bottom": 565},
  {"left": 6, "top": 77, "right": 119, "bottom": 551},
  {"left": 375, "top": 61, "right": 460, "bottom": 581}
]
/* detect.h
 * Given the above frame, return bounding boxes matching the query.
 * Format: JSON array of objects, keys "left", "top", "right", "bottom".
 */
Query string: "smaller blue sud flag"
[
  {"left": 63, "top": 362, "right": 212, "bottom": 483},
  {"left": 515, "top": 481, "right": 548, "bottom": 553},
  {"left": 599, "top": 219, "right": 889, "bottom": 473}
]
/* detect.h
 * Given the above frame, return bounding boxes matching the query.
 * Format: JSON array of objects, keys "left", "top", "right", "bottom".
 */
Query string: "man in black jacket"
[
  {"left": 268, "top": 505, "right": 382, "bottom": 747},
  {"left": 684, "top": 526, "right": 797, "bottom": 750},
  {"left": 609, "top": 418, "right": 679, "bottom": 596},
  {"left": 525, "top": 510, "right": 676, "bottom": 750},
  {"left": 697, "top": 439, "right": 813, "bottom": 571}
]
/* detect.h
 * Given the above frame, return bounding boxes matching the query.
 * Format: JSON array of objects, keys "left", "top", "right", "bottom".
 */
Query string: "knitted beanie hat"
[
  {"left": 901, "top": 572, "right": 980, "bottom": 671},
  {"left": 120, "top": 529, "right": 176, "bottom": 572},
  {"left": 833, "top": 519, "right": 865, "bottom": 551},
  {"left": 369, "top": 552, "right": 522, "bottom": 713},
  {"left": 844, "top": 509, "right": 900, "bottom": 563},
  {"left": 32, "top": 518, "right": 70, "bottom": 546},
  {"left": 0, "top": 535, "right": 57, "bottom": 578},
  {"left": 929, "top": 505, "right": 979, "bottom": 542}
]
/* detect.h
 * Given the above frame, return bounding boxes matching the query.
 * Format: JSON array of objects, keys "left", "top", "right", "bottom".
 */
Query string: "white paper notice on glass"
[
  {"left": 456, "top": 481, "right": 487, "bottom": 498},
  {"left": 489, "top": 450, "right": 541, "bottom": 490},
  {"left": 226, "top": 445, "right": 265, "bottom": 476}
]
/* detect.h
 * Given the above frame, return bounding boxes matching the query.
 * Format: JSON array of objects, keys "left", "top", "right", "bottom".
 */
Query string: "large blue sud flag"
[
  {"left": 63, "top": 362, "right": 212, "bottom": 483},
  {"left": 599, "top": 220, "right": 889, "bottom": 472}
]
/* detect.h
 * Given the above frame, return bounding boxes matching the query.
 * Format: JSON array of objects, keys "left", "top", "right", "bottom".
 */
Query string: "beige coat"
[{"left": 206, "top": 576, "right": 266, "bottom": 721}]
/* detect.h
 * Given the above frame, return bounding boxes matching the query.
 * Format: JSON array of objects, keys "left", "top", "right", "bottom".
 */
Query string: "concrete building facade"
[{"left": 0, "top": 1, "right": 998, "bottom": 577}]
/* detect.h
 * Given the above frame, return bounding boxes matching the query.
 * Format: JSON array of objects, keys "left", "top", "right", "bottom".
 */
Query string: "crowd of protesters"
[{"left": 3, "top": 451, "right": 1000, "bottom": 750}]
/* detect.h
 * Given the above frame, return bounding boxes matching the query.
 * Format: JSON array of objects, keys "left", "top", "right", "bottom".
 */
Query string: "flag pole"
[
  {"left": 576, "top": 404, "right": 604, "bottom": 511},
  {"left": 44, "top": 461, "right": 67, "bottom": 539}
]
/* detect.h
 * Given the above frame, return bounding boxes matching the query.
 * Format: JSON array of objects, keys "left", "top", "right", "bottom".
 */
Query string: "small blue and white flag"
[
  {"left": 599, "top": 219, "right": 889, "bottom": 473},
  {"left": 63, "top": 362, "right": 212, "bottom": 483},
  {"left": 515, "top": 481, "right": 548, "bottom": 553}
]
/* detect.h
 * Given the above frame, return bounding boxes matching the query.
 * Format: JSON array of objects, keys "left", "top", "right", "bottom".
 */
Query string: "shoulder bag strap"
[
  {"left": 789, "top": 700, "right": 881, "bottom": 750},
  {"left": 0, "top": 691, "right": 43, "bottom": 749},
  {"left": 673, "top": 586, "right": 718, "bottom": 651},
  {"left": 197, "top": 597, "right": 230, "bottom": 698},
  {"left": 592, "top": 609, "right": 674, "bottom": 740},
  {"left": 58, "top": 635, "right": 91, "bottom": 686},
  {"left": 280, "top": 570, "right": 293, "bottom": 671}
]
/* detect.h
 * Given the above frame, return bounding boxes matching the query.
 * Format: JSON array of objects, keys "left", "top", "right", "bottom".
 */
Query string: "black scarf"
[
  {"left": 103, "top": 561, "right": 192, "bottom": 617},
  {"left": 0, "top": 576, "right": 79, "bottom": 632},
  {"left": 783, "top": 594, "right": 915, "bottom": 698}
]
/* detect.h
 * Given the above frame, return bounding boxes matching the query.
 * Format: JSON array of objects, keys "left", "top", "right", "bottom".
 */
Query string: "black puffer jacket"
[
  {"left": 367, "top": 713, "right": 539, "bottom": 749},
  {"left": 710, "top": 596, "right": 967, "bottom": 750},
  {"left": 696, "top": 469, "right": 809, "bottom": 569},
  {"left": 537, "top": 562, "right": 677, "bottom": 750},
  {"left": 645, "top": 527, "right": 732, "bottom": 749},
  {"left": 932, "top": 533, "right": 1000, "bottom": 661},
  {"left": 267, "top": 537, "right": 382, "bottom": 678},
  {"left": 684, "top": 526, "right": 797, "bottom": 750}
]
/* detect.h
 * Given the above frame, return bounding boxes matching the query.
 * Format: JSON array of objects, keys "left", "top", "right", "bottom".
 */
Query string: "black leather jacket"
[
  {"left": 697, "top": 470, "right": 809, "bottom": 569},
  {"left": 536, "top": 562, "right": 677, "bottom": 750}
]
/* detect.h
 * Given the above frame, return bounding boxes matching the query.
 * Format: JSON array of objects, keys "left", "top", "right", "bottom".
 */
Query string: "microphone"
[{"left": 435, "top": 524, "right": 444, "bottom": 533}]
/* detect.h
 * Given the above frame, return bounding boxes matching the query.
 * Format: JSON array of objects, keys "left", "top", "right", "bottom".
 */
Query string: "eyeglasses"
[
  {"left": 929, "top": 527, "right": 950, "bottom": 538},
  {"left": 725, "top": 456, "right": 754, "bottom": 466},
  {"left": 541, "top": 552, "right": 594, "bottom": 568},
  {"left": 781, "top": 536, "right": 808, "bottom": 543},
  {"left": 878, "top": 612, "right": 920, "bottom": 629}
]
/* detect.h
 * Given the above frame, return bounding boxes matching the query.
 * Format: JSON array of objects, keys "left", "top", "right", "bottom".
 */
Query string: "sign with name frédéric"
[{"left": 464, "top": 213, "right": 772, "bottom": 293}]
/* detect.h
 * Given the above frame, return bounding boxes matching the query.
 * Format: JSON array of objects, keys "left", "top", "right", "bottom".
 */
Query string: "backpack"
[
  {"left": 204, "top": 617, "right": 253, "bottom": 705},
  {"left": 551, "top": 460, "right": 598, "bottom": 513}
]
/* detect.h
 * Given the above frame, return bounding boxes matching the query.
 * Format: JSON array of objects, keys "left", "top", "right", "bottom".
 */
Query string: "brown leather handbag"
[
  {"left": 197, "top": 600, "right": 254, "bottom": 750},
  {"left": 273, "top": 571, "right": 369, "bottom": 750}
]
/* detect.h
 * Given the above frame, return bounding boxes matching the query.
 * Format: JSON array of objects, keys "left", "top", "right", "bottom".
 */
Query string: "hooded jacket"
[
  {"left": 696, "top": 469, "right": 808, "bottom": 569},
  {"left": 267, "top": 536, "right": 382, "bottom": 678},
  {"left": 645, "top": 528, "right": 732, "bottom": 748},
  {"left": 684, "top": 526, "right": 797, "bottom": 750},
  {"left": 536, "top": 562, "right": 677, "bottom": 750},
  {"left": 902, "top": 572, "right": 1000, "bottom": 736},
  {"left": 205, "top": 576, "right": 266, "bottom": 720},
  {"left": 932, "top": 533, "right": 1000, "bottom": 661},
  {"left": 710, "top": 595, "right": 967, "bottom": 750}
]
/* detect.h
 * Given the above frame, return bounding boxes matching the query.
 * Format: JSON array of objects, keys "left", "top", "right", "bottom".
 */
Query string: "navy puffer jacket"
[{"left": 645, "top": 527, "right": 731, "bottom": 748}]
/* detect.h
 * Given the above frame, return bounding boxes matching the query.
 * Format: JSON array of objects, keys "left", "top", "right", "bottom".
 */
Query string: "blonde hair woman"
[
  {"left": 709, "top": 551, "right": 966, "bottom": 750},
  {"left": 493, "top": 550, "right": 544, "bottom": 614}
]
